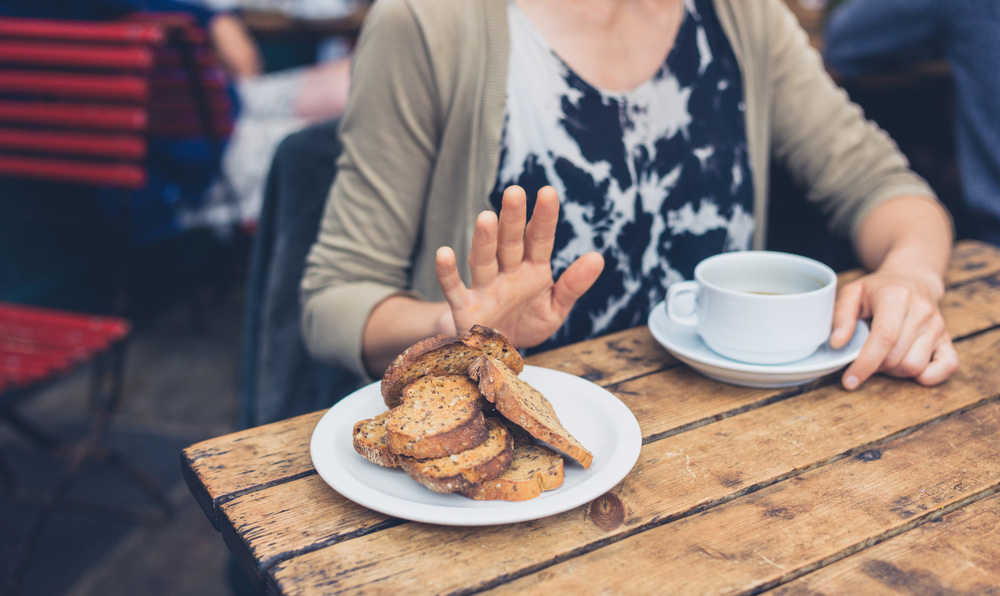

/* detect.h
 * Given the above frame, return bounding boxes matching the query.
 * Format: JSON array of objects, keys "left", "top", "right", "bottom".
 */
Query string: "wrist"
[
  {"left": 876, "top": 257, "right": 945, "bottom": 301},
  {"left": 434, "top": 303, "right": 457, "bottom": 336}
]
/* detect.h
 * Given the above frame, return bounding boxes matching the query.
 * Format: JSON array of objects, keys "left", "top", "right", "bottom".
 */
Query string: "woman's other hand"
[
  {"left": 435, "top": 185, "right": 604, "bottom": 347},
  {"left": 830, "top": 267, "right": 958, "bottom": 390}
]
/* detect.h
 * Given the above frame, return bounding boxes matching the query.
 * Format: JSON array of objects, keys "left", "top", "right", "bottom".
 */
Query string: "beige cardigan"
[{"left": 301, "top": 0, "right": 937, "bottom": 378}]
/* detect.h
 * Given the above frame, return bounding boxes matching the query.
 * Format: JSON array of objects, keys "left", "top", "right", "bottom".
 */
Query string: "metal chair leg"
[{"left": 88, "top": 342, "right": 172, "bottom": 518}]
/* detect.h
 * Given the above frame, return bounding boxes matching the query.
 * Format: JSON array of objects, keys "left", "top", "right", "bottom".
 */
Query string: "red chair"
[
  {"left": 0, "top": 13, "right": 233, "bottom": 593},
  {"left": 0, "top": 14, "right": 233, "bottom": 187},
  {"left": 0, "top": 301, "right": 175, "bottom": 593}
]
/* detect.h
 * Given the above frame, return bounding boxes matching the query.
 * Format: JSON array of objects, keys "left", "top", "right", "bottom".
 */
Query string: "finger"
[
  {"left": 468, "top": 210, "right": 499, "bottom": 287},
  {"left": 884, "top": 321, "right": 940, "bottom": 378},
  {"left": 916, "top": 338, "right": 959, "bottom": 386},
  {"left": 551, "top": 252, "right": 604, "bottom": 318},
  {"left": 524, "top": 186, "right": 560, "bottom": 264},
  {"left": 435, "top": 246, "right": 468, "bottom": 308},
  {"left": 498, "top": 186, "right": 527, "bottom": 271},
  {"left": 882, "top": 297, "right": 936, "bottom": 369},
  {"left": 830, "top": 281, "right": 863, "bottom": 349},
  {"left": 841, "top": 287, "right": 908, "bottom": 390}
]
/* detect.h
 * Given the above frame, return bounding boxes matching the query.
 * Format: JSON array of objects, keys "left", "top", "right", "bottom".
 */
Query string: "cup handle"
[{"left": 667, "top": 281, "right": 700, "bottom": 327}]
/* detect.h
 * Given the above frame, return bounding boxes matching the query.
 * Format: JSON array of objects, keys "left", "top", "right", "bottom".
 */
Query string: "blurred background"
[{"left": 0, "top": 0, "right": 982, "bottom": 594}]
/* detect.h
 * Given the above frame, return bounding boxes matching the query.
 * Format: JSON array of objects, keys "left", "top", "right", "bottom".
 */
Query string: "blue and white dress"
[{"left": 491, "top": 0, "right": 755, "bottom": 350}]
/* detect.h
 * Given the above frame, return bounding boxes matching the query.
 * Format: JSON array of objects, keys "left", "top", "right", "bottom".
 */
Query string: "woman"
[{"left": 301, "top": 0, "right": 957, "bottom": 391}]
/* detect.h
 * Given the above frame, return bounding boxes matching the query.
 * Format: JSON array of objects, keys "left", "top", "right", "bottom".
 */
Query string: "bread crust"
[
  {"left": 469, "top": 356, "right": 593, "bottom": 469},
  {"left": 399, "top": 418, "right": 514, "bottom": 493},
  {"left": 352, "top": 411, "right": 400, "bottom": 468},
  {"left": 379, "top": 326, "right": 524, "bottom": 408},
  {"left": 461, "top": 443, "right": 564, "bottom": 501}
]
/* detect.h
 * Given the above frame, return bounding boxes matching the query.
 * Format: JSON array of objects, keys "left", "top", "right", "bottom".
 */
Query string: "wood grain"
[
  {"left": 945, "top": 240, "right": 1000, "bottom": 286},
  {"left": 525, "top": 325, "right": 674, "bottom": 385},
  {"left": 219, "top": 475, "right": 395, "bottom": 572},
  {"left": 266, "top": 330, "right": 1000, "bottom": 595},
  {"left": 182, "top": 410, "right": 323, "bottom": 524},
  {"left": 942, "top": 272, "right": 1000, "bottom": 339},
  {"left": 774, "top": 494, "right": 1000, "bottom": 595},
  {"left": 491, "top": 401, "right": 1000, "bottom": 595}
]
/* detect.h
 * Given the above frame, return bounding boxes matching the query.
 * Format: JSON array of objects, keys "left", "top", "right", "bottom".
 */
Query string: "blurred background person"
[{"left": 825, "top": 0, "right": 1000, "bottom": 246}]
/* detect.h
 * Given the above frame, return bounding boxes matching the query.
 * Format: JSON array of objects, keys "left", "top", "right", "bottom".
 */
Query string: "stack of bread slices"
[{"left": 352, "top": 325, "right": 593, "bottom": 501}]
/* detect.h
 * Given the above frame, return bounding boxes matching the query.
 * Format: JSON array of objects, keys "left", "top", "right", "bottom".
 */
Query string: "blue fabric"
[
  {"left": 492, "top": 0, "right": 754, "bottom": 351},
  {"left": 825, "top": 0, "right": 1000, "bottom": 245}
]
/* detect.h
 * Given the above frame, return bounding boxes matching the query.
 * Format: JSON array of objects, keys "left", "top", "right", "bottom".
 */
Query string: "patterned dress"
[{"left": 491, "top": 0, "right": 755, "bottom": 351}]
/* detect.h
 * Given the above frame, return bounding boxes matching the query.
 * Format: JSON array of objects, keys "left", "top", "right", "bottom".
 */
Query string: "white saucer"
[{"left": 647, "top": 301, "right": 869, "bottom": 388}]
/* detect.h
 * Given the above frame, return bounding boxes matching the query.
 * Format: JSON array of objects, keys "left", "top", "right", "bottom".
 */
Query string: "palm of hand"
[
  {"left": 436, "top": 186, "right": 604, "bottom": 349},
  {"left": 454, "top": 261, "right": 563, "bottom": 348}
]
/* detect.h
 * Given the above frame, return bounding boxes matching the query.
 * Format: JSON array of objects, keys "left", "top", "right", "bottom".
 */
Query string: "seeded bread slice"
[
  {"left": 385, "top": 375, "right": 488, "bottom": 459},
  {"left": 380, "top": 325, "right": 524, "bottom": 408},
  {"left": 461, "top": 444, "right": 565, "bottom": 501},
  {"left": 352, "top": 411, "right": 400, "bottom": 468},
  {"left": 469, "top": 356, "right": 594, "bottom": 469},
  {"left": 399, "top": 418, "right": 514, "bottom": 494}
]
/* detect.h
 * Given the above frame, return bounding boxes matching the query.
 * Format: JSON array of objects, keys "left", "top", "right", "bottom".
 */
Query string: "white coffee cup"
[{"left": 666, "top": 251, "right": 837, "bottom": 364}]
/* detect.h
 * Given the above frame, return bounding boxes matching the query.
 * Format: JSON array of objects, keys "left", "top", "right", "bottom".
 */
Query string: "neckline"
[{"left": 508, "top": 0, "right": 691, "bottom": 99}]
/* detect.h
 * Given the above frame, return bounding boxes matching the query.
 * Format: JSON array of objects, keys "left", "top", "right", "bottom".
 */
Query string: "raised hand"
[{"left": 434, "top": 185, "right": 604, "bottom": 348}]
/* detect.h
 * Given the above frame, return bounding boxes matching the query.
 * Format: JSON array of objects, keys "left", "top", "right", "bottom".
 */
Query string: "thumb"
[
  {"left": 551, "top": 252, "right": 604, "bottom": 318},
  {"left": 830, "top": 281, "right": 863, "bottom": 349}
]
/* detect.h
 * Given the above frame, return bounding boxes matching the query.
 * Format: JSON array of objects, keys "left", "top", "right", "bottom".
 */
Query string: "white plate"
[
  {"left": 647, "top": 301, "right": 868, "bottom": 388},
  {"left": 309, "top": 366, "right": 642, "bottom": 526}
]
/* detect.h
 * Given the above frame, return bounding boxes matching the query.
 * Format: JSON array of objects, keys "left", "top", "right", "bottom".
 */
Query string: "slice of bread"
[
  {"left": 399, "top": 418, "right": 514, "bottom": 494},
  {"left": 461, "top": 444, "right": 565, "bottom": 501},
  {"left": 469, "top": 356, "right": 594, "bottom": 469},
  {"left": 352, "top": 411, "right": 400, "bottom": 468},
  {"left": 380, "top": 325, "right": 524, "bottom": 408},
  {"left": 385, "top": 375, "right": 488, "bottom": 459}
]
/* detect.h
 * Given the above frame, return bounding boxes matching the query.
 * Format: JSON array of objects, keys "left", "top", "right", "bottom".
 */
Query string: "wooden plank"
[
  {"left": 942, "top": 272, "right": 1000, "bottom": 339},
  {"left": 773, "top": 494, "right": 1000, "bottom": 595},
  {"left": 526, "top": 325, "right": 674, "bottom": 385},
  {"left": 946, "top": 240, "right": 1000, "bottom": 285},
  {"left": 219, "top": 475, "right": 392, "bottom": 572},
  {"left": 265, "top": 330, "right": 1000, "bottom": 595},
  {"left": 181, "top": 410, "right": 324, "bottom": 525},
  {"left": 491, "top": 401, "right": 1000, "bottom": 595}
]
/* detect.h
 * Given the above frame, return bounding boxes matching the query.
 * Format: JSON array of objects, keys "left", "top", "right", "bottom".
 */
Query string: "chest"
[{"left": 513, "top": 0, "right": 686, "bottom": 93}]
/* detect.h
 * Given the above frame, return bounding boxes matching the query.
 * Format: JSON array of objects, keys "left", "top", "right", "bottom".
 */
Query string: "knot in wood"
[{"left": 588, "top": 492, "right": 625, "bottom": 531}]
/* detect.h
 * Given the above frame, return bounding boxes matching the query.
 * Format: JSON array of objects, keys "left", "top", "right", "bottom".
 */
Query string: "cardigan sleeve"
[
  {"left": 764, "top": 0, "right": 943, "bottom": 241},
  {"left": 300, "top": 0, "right": 440, "bottom": 378}
]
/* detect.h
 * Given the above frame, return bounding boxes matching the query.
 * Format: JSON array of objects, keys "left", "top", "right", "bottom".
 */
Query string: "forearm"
[
  {"left": 854, "top": 195, "right": 952, "bottom": 297},
  {"left": 210, "top": 14, "right": 262, "bottom": 79},
  {"left": 362, "top": 295, "right": 453, "bottom": 377}
]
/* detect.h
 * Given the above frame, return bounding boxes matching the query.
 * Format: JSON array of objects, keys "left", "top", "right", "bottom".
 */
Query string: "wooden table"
[{"left": 183, "top": 239, "right": 1000, "bottom": 594}]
